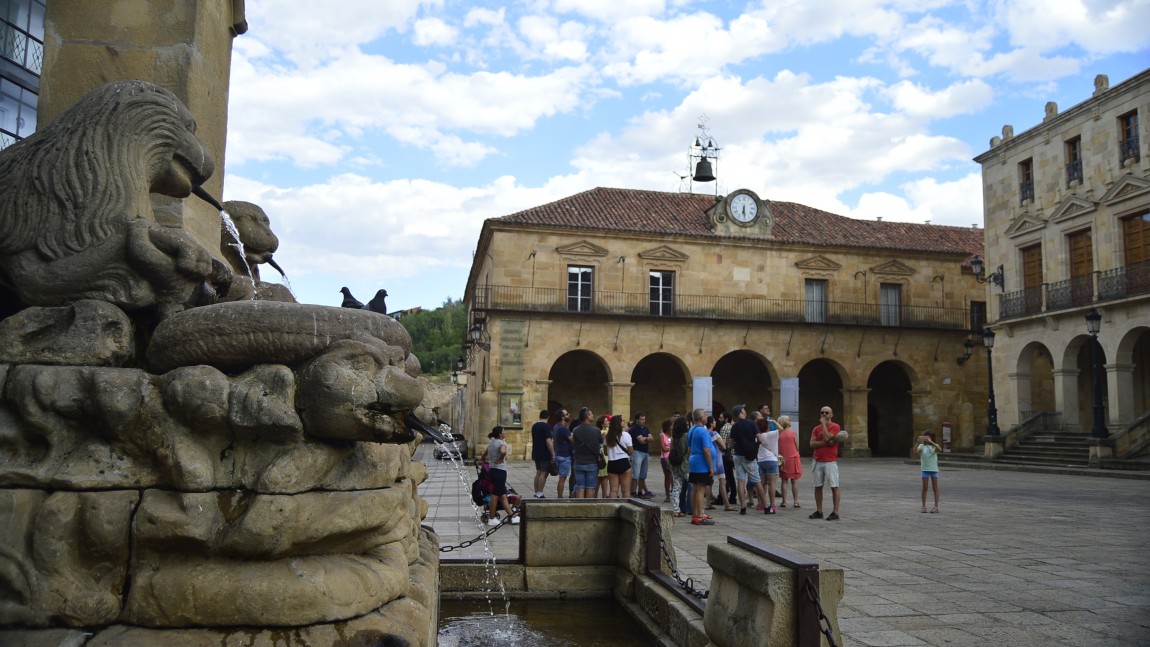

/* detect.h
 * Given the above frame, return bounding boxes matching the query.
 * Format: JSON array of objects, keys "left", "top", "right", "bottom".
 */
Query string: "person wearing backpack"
[{"left": 729, "top": 405, "right": 767, "bottom": 516}]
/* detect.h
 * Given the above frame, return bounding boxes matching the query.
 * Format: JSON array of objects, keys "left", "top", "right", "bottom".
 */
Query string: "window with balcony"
[
  {"left": 1019, "top": 158, "right": 1034, "bottom": 204},
  {"left": 1051, "top": 229, "right": 1095, "bottom": 308},
  {"left": 1021, "top": 243, "right": 1043, "bottom": 314},
  {"left": 649, "top": 270, "right": 674, "bottom": 317},
  {"left": 805, "top": 279, "right": 827, "bottom": 323},
  {"left": 879, "top": 283, "right": 901, "bottom": 326},
  {"left": 1065, "top": 136, "right": 1082, "bottom": 186},
  {"left": 969, "top": 301, "right": 986, "bottom": 333},
  {"left": 1119, "top": 110, "right": 1140, "bottom": 164},
  {"left": 567, "top": 266, "right": 593, "bottom": 313},
  {"left": 1122, "top": 211, "right": 1150, "bottom": 294}
]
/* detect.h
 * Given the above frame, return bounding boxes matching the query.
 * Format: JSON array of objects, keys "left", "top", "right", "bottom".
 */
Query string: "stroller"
[{"left": 471, "top": 461, "right": 519, "bottom": 522}]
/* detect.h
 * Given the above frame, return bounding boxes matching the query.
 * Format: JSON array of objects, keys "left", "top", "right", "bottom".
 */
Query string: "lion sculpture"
[
  {"left": 0, "top": 80, "right": 232, "bottom": 316},
  {"left": 221, "top": 200, "right": 296, "bottom": 302}
]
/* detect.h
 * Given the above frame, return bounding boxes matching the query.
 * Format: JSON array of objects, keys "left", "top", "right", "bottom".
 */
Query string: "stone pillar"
[
  {"left": 609, "top": 382, "right": 636, "bottom": 419},
  {"left": 1108, "top": 363, "right": 1135, "bottom": 426},
  {"left": 1053, "top": 368, "right": 1081, "bottom": 430},
  {"left": 40, "top": 0, "right": 246, "bottom": 251},
  {"left": 841, "top": 387, "right": 871, "bottom": 458},
  {"left": 1009, "top": 370, "right": 1032, "bottom": 421}
]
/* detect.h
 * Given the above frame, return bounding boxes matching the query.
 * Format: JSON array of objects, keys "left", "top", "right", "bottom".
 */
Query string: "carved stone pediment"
[
  {"left": 1099, "top": 174, "right": 1150, "bottom": 205},
  {"left": 555, "top": 240, "right": 609, "bottom": 258},
  {"left": 1004, "top": 213, "right": 1046, "bottom": 238},
  {"left": 1050, "top": 196, "right": 1097, "bottom": 223},
  {"left": 870, "top": 259, "right": 916, "bottom": 276},
  {"left": 794, "top": 255, "right": 842, "bottom": 271},
  {"left": 638, "top": 245, "right": 689, "bottom": 265}
]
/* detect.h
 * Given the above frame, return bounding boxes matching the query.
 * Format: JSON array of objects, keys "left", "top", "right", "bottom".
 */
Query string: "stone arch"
[
  {"left": 1063, "top": 334, "right": 1107, "bottom": 431},
  {"left": 1016, "top": 341, "right": 1055, "bottom": 417},
  {"left": 548, "top": 350, "right": 612, "bottom": 419},
  {"left": 710, "top": 350, "right": 777, "bottom": 417},
  {"left": 1115, "top": 327, "right": 1150, "bottom": 424},
  {"left": 797, "top": 358, "right": 848, "bottom": 454},
  {"left": 630, "top": 352, "right": 691, "bottom": 421},
  {"left": 866, "top": 360, "right": 916, "bottom": 457}
]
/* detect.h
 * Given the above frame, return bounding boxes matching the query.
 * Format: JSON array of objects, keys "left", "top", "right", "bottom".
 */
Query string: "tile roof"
[{"left": 495, "top": 187, "right": 984, "bottom": 256}]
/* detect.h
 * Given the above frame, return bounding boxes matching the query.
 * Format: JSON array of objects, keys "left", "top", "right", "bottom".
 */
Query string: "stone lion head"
[
  {"left": 222, "top": 200, "right": 279, "bottom": 272},
  {"left": 0, "top": 80, "right": 220, "bottom": 310}
]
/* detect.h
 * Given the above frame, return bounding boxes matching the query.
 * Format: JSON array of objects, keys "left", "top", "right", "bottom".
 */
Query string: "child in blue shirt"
[{"left": 914, "top": 431, "right": 942, "bottom": 513}]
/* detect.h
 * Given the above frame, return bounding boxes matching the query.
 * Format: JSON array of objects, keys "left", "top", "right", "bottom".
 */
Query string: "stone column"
[
  {"left": 608, "top": 382, "right": 636, "bottom": 419},
  {"left": 1108, "top": 363, "right": 1135, "bottom": 426},
  {"left": 1009, "top": 370, "right": 1032, "bottom": 423},
  {"left": 1053, "top": 368, "right": 1081, "bottom": 430},
  {"left": 40, "top": 0, "right": 246, "bottom": 250},
  {"left": 841, "top": 387, "right": 871, "bottom": 458}
]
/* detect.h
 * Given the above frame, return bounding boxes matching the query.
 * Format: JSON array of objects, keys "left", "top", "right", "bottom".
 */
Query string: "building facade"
[
  {"left": 974, "top": 69, "right": 1150, "bottom": 454},
  {"left": 460, "top": 187, "right": 987, "bottom": 460}
]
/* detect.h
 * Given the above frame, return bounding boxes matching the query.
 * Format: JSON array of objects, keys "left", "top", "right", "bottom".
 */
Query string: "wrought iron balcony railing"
[
  {"left": 1019, "top": 180, "right": 1035, "bottom": 204},
  {"left": 997, "top": 261, "right": 1150, "bottom": 321},
  {"left": 1065, "top": 160, "right": 1083, "bottom": 185},
  {"left": 473, "top": 285, "right": 972, "bottom": 330},
  {"left": 1119, "top": 137, "right": 1141, "bottom": 164}
]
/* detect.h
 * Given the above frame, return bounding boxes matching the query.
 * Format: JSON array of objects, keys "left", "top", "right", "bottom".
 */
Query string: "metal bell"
[{"left": 693, "top": 158, "right": 716, "bottom": 182}]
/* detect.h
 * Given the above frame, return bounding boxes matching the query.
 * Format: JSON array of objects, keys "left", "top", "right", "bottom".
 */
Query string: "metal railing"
[
  {"left": 1045, "top": 275, "right": 1093, "bottom": 311},
  {"left": 1066, "top": 160, "right": 1083, "bottom": 185},
  {"left": 473, "top": 285, "right": 971, "bottom": 330},
  {"left": 997, "top": 262, "right": 1150, "bottom": 321},
  {"left": 1120, "top": 137, "right": 1141, "bottom": 164},
  {"left": 1019, "top": 180, "right": 1035, "bottom": 204}
]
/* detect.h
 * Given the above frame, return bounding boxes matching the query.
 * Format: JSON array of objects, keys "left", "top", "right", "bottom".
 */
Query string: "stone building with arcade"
[
  {"left": 458, "top": 186, "right": 988, "bottom": 459},
  {"left": 974, "top": 69, "right": 1150, "bottom": 464}
]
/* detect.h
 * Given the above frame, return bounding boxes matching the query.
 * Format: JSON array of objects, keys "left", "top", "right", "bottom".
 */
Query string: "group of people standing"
[{"left": 524, "top": 403, "right": 847, "bottom": 525}]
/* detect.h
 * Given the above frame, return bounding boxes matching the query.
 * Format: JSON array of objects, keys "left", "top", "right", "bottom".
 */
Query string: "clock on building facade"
[{"left": 707, "top": 188, "right": 774, "bottom": 237}]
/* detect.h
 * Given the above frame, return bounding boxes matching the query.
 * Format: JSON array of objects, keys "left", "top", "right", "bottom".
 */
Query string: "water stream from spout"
[
  {"left": 436, "top": 437, "right": 510, "bottom": 616},
  {"left": 192, "top": 186, "right": 255, "bottom": 288}
]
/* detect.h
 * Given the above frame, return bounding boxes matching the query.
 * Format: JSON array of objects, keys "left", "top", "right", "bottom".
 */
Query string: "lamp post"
[
  {"left": 971, "top": 255, "right": 1005, "bottom": 290},
  {"left": 1086, "top": 308, "right": 1108, "bottom": 438},
  {"left": 983, "top": 328, "right": 1000, "bottom": 436}
]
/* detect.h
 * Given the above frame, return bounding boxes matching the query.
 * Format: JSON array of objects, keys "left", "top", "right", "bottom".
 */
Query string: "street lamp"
[
  {"left": 1086, "top": 308, "right": 1108, "bottom": 438},
  {"left": 983, "top": 327, "right": 1000, "bottom": 436},
  {"left": 970, "top": 255, "right": 1005, "bottom": 290},
  {"left": 956, "top": 338, "right": 974, "bottom": 365}
]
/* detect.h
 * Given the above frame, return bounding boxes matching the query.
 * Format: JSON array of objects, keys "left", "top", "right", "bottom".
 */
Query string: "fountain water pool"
[{"left": 438, "top": 599, "right": 652, "bottom": 647}]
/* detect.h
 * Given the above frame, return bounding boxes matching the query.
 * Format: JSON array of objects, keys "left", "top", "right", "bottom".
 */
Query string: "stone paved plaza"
[{"left": 417, "top": 444, "right": 1150, "bottom": 646}]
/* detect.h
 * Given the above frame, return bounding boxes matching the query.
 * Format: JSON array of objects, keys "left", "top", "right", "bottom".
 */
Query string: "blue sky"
[{"left": 221, "top": 0, "right": 1150, "bottom": 312}]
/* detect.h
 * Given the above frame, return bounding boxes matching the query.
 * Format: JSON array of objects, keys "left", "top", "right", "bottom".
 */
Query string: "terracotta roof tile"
[{"left": 495, "top": 187, "right": 984, "bottom": 256}]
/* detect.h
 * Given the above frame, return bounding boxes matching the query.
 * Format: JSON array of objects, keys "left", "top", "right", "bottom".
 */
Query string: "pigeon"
[
  {"left": 364, "top": 289, "right": 388, "bottom": 314},
  {"left": 339, "top": 287, "right": 364, "bottom": 309}
]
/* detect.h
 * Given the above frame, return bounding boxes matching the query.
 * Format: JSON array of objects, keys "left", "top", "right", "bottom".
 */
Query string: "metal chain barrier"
[
  {"left": 803, "top": 578, "right": 839, "bottom": 647},
  {"left": 439, "top": 511, "right": 517, "bottom": 553},
  {"left": 650, "top": 513, "right": 709, "bottom": 600}
]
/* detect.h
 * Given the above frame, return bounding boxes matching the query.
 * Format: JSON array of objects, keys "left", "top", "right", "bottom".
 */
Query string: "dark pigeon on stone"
[
  {"left": 364, "top": 289, "right": 388, "bottom": 314},
  {"left": 339, "top": 287, "right": 364, "bottom": 309}
]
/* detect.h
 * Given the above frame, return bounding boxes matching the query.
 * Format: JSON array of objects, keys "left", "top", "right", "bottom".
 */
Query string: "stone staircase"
[{"left": 998, "top": 431, "right": 1092, "bottom": 468}]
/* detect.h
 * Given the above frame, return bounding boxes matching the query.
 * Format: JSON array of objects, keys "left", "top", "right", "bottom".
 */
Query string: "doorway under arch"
[
  {"left": 548, "top": 350, "right": 610, "bottom": 418},
  {"left": 711, "top": 351, "right": 774, "bottom": 418},
  {"left": 631, "top": 353, "right": 690, "bottom": 420},
  {"left": 866, "top": 361, "right": 914, "bottom": 456},
  {"left": 1071, "top": 335, "right": 1108, "bottom": 431}
]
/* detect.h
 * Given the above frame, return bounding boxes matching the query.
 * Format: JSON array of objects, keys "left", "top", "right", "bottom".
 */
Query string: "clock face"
[{"left": 729, "top": 193, "right": 758, "bottom": 223}]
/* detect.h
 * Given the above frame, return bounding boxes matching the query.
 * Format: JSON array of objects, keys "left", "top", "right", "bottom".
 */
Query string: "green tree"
[{"left": 399, "top": 297, "right": 467, "bottom": 376}]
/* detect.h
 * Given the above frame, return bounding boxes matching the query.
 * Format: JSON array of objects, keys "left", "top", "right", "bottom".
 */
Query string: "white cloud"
[
  {"left": 998, "top": 0, "right": 1150, "bottom": 55},
  {"left": 413, "top": 18, "right": 459, "bottom": 47},
  {"left": 516, "top": 14, "right": 592, "bottom": 62},
  {"left": 886, "top": 79, "right": 994, "bottom": 118},
  {"left": 848, "top": 173, "right": 984, "bottom": 226}
]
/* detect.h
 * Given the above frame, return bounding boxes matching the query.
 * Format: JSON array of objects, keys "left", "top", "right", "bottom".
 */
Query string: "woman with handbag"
[{"left": 605, "top": 414, "right": 634, "bottom": 498}]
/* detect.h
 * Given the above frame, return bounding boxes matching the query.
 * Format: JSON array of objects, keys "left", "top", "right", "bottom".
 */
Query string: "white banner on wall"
[
  {"left": 692, "top": 376, "right": 713, "bottom": 415},
  {"left": 781, "top": 377, "right": 799, "bottom": 431}
]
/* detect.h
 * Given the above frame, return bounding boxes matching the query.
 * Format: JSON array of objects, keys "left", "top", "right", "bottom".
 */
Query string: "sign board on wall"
[
  {"left": 499, "top": 320, "right": 526, "bottom": 389},
  {"left": 781, "top": 377, "right": 799, "bottom": 432},
  {"left": 692, "top": 376, "right": 713, "bottom": 415}
]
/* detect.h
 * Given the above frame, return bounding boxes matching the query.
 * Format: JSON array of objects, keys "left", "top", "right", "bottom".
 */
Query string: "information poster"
[{"left": 692, "top": 376, "right": 713, "bottom": 415}]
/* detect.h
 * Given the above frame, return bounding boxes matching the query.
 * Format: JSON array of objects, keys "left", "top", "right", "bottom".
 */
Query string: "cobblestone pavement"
[{"left": 417, "top": 444, "right": 1150, "bottom": 647}]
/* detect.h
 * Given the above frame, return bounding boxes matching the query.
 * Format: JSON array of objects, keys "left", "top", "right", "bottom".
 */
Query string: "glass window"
[
  {"left": 1123, "top": 211, "right": 1150, "bottom": 265},
  {"left": 1065, "top": 137, "right": 1082, "bottom": 185},
  {"left": 969, "top": 301, "right": 986, "bottom": 333},
  {"left": 805, "top": 279, "right": 826, "bottom": 323},
  {"left": 649, "top": 270, "right": 674, "bottom": 316},
  {"left": 1018, "top": 158, "right": 1034, "bottom": 204},
  {"left": 1119, "top": 110, "right": 1140, "bottom": 164},
  {"left": 879, "top": 283, "right": 901, "bottom": 327},
  {"left": 567, "top": 266, "right": 593, "bottom": 313}
]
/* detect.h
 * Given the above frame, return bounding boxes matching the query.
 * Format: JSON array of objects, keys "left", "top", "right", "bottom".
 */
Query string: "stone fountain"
[{"left": 0, "top": 80, "right": 438, "bottom": 646}]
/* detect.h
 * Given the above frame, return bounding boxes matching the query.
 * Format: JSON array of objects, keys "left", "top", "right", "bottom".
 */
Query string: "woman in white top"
[
  {"left": 756, "top": 418, "right": 781, "bottom": 514},
  {"left": 604, "top": 415, "right": 633, "bottom": 498}
]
